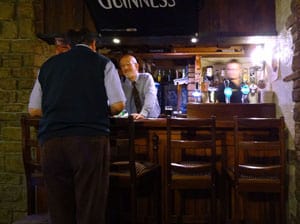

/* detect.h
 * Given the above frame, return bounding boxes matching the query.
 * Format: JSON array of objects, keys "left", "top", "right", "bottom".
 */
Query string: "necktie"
[{"left": 132, "top": 81, "right": 142, "bottom": 113}]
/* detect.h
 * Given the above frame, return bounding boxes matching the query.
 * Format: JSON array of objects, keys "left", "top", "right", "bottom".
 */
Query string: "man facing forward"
[{"left": 120, "top": 54, "right": 160, "bottom": 120}]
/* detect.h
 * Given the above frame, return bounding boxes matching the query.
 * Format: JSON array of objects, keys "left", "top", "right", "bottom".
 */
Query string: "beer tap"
[{"left": 223, "top": 80, "right": 232, "bottom": 104}]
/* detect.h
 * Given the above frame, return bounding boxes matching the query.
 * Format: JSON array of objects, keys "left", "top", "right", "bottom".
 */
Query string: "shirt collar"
[
  {"left": 75, "top": 44, "right": 92, "bottom": 50},
  {"left": 133, "top": 73, "right": 139, "bottom": 82}
]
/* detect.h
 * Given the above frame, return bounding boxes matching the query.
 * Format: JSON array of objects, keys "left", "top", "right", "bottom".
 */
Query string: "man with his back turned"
[{"left": 28, "top": 28, "right": 126, "bottom": 224}]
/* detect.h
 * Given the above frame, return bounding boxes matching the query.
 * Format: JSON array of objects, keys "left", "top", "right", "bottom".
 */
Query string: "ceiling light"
[
  {"left": 112, "top": 38, "right": 121, "bottom": 44},
  {"left": 190, "top": 33, "right": 199, "bottom": 43},
  {"left": 190, "top": 37, "right": 198, "bottom": 43}
]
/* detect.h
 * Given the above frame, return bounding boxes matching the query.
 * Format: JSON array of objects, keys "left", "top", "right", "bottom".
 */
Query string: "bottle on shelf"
[
  {"left": 182, "top": 68, "right": 186, "bottom": 78},
  {"left": 213, "top": 69, "right": 220, "bottom": 87},
  {"left": 167, "top": 69, "right": 172, "bottom": 83},
  {"left": 175, "top": 69, "right": 179, "bottom": 79},
  {"left": 157, "top": 69, "right": 162, "bottom": 83},
  {"left": 161, "top": 70, "right": 167, "bottom": 83},
  {"left": 205, "top": 66, "right": 214, "bottom": 84},
  {"left": 192, "top": 82, "right": 201, "bottom": 103},
  {"left": 242, "top": 68, "right": 249, "bottom": 83},
  {"left": 220, "top": 68, "right": 225, "bottom": 83}
]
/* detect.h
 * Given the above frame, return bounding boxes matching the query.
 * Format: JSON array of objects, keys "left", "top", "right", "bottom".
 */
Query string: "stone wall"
[
  {"left": 273, "top": 0, "right": 297, "bottom": 223},
  {"left": 287, "top": 0, "right": 300, "bottom": 222},
  {"left": 279, "top": 0, "right": 300, "bottom": 222},
  {"left": 0, "top": 1, "right": 54, "bottom": 223}
]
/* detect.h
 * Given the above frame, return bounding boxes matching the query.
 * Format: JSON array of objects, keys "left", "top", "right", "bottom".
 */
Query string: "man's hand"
[
  {"left": 110, "top": 101, "right": 125, "bottom": 115},
  {"left": 131, "top": 113, "right": 145, "bottom": 120},
  {"left": 28, "top": 108, "right": 42, "bottom": 117}
]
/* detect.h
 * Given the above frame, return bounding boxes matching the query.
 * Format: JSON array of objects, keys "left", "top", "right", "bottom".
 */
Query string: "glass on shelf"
[{"left": 165, "top": 105, "right": 173, "bottom": 117}]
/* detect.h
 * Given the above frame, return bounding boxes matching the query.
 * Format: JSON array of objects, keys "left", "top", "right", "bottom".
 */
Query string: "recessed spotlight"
[
  {"left": 112, "top": 38, "right": 121, "bottom": 44},
  {"left": 190, "top": 37, "right": 198, "bottom": 43},
  {"left": 190, "top": 33, "right": 199, "bottom": 43}
]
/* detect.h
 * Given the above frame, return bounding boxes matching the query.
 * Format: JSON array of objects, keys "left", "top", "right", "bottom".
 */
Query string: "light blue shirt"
[{"left": 122, "top": 73, "right": 160, "bottom": 118}]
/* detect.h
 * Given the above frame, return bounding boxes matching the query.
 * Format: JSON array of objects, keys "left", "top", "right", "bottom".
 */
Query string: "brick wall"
[{"left": 0, "top": 1, "right": 54, "bottom": 223}]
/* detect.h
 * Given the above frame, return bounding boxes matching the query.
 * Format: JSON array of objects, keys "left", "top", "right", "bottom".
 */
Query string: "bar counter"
[
  {"left": 135, "top": 103, "right": 276, "bottom": 127},
  {"left": 134, "top": 103, "right": 277, "bottom": 171},
  {"left": 134, "top": 102, "right": 277, "bottom": 179}
]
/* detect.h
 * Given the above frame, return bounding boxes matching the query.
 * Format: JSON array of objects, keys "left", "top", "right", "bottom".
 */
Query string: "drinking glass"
[{"left": 165, "top": 105, "right": 173, "bottom": 117}]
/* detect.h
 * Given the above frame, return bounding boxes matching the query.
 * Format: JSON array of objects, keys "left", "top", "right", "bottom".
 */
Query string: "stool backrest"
[
  {"left": 166, "top": 116, "right": 217, "bottom": 181},
  {"left": 20, "top": 114, "right": 47, "bottom": 214},
  {"left": 233, "top": 116, "right": 286, "bottom": 190},
  {"left": 166, "top": 116, "right": 217, "bottom": 223}
]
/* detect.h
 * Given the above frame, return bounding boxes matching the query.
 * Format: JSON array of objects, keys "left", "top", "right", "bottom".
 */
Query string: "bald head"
[
  {"left": 120, "top": 55, "right": 137, "bottom": 64},
  {"left": 119, "top": 55, "right": 139, "bottom": 81}
]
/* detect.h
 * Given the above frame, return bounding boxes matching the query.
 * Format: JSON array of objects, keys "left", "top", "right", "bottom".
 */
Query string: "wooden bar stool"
[
  {"left": 107, "top": 116, "right": 161, "bottom": 224},
  {"left": 166, "top": 116, "right": 217, "bottom": 224},
  {"left": 13, "top": 115, "right": 49, "bottom": 224},
  {"left": 226, "top": 116, "right": 286, "bottom": 224}
]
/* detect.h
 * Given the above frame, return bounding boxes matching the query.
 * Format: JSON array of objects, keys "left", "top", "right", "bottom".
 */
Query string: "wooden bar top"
[
  {"left": 134, "top": 118, "right": 235, "bottom": 129},
  {"left": 187, "top": 103, "right": 276, "bottom": 120},
  {"left": 132, "top": 103, "right": 276, "bottom": 129},
  {"left": 28, "top": 103, "right": 275, "bottom": 130}
]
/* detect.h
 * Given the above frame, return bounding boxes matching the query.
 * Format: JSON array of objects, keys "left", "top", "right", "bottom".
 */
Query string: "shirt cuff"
[{"left": 140, "top": 109, "right": 148, "bottom": 118}]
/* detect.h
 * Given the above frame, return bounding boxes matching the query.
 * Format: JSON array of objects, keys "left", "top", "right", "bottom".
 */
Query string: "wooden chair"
[
  {"left": 13, "top": 115, "right": 49, "bottom": 224},
  {"left": 107, "top": 116, "right": 161, "bottom": 224},
  {"left": 227, "top": 116, "right": 286, "bottom": 224},
  {"left": 166, "top": 116, "right": 217, "bottom": 224}
]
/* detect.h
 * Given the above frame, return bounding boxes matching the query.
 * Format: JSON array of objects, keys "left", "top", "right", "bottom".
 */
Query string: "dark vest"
[{"left": 38, "top": 46, "right": 109, "bottom": 144}]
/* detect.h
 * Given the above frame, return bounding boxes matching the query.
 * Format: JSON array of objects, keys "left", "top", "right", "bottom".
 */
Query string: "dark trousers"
[{"left": 41, "top": 135, "right": 110, "bottom": 224}]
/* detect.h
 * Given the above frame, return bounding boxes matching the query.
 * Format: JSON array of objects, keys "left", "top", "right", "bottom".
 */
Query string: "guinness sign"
[{"left": 85, "top": 0, "right": 200, "bottom": 36}]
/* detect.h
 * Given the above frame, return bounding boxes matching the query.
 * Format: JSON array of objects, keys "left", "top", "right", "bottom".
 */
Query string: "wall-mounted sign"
[{"left": 85, "top": 0, "right": 201, "bottom": 36}]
